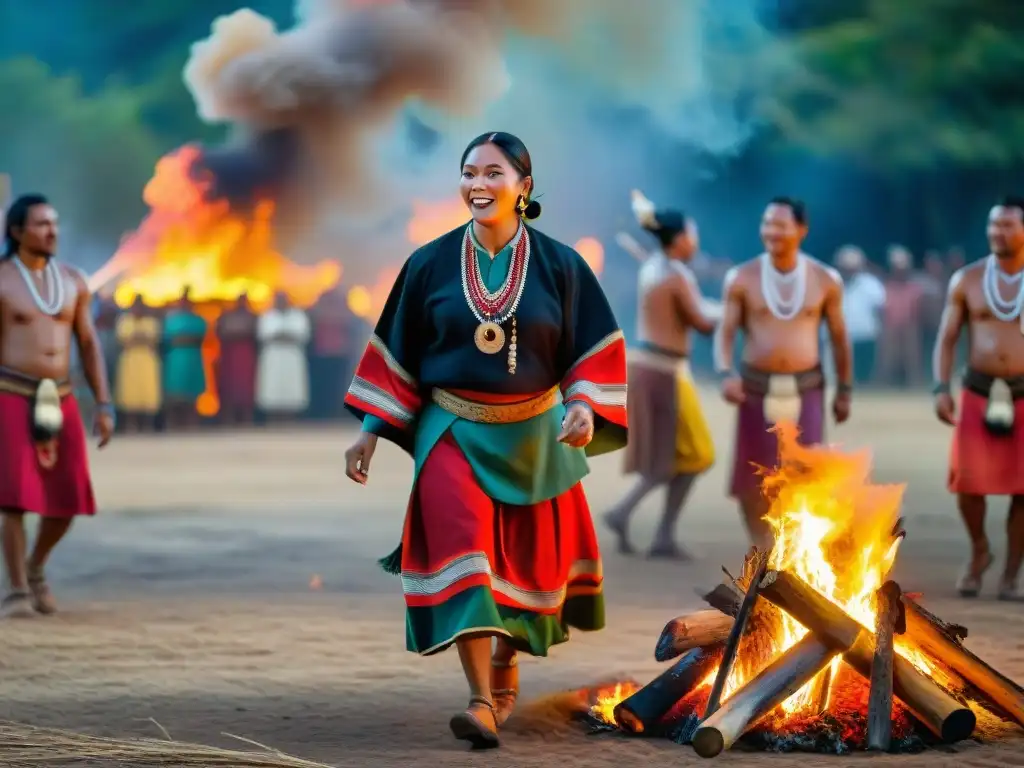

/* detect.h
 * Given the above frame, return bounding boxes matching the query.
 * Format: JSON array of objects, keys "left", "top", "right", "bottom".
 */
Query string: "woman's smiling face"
[{"left": 460, "top": 142, "right": 531, "bottom": 226}]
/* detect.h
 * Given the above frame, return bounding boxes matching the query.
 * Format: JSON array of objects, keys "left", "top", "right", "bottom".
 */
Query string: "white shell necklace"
[
  {"left": 760, "top": 252, "right": 807, "bottom": 321},
  {"left": 12, "top": 257, "right": 66, "bottom": 316},
  {"left": 982, "top": 253, "right": 1024, "bottom": 321}
]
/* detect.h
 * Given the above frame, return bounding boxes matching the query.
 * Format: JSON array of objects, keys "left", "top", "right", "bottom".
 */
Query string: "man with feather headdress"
[{"left": 604, "top": 190, "right": 718, "bottom": 559}]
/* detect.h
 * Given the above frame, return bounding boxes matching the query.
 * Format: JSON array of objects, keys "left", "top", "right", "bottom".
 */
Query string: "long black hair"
[
  {"left": 460, "top": 132, "right": 542, "bottom": 220},
  {"left": 3, "top": 193, "right": 50, "bottom": 258}
]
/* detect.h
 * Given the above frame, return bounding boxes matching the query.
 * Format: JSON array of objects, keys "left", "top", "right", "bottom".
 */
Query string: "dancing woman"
[{"left": 342, "top": 132, "right": 628, "bottom": 748}]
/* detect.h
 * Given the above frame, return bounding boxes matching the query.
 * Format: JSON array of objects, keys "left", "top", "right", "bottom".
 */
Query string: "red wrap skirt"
[
  {"left": 0, "top": 391, "right": 96, "bottom": 517},
  {"left": 948, "top": 389, "right": 1024, "bottom": 496},
  {"left": 400, "top": 433, "right": 604, "bottom": 656}
]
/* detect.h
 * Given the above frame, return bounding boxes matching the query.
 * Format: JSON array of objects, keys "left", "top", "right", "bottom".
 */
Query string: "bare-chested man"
[
  {"left": 605, "top": 191, "right": 718, "bottom": 559},
  {"left": 933, "top": 196, "right": 1024, "bottom": 601},
  {"left": 715, "top": 197, "right": 852, "bottom": 549},
  {"left": 0, "top": 194, "right": 114, "bottom": 619}
]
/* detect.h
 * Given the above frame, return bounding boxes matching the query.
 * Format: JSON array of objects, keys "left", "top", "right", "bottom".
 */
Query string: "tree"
[
  {"left": 766, "top": 0, "right": 1024, "bottom": 171},
  {"left": 0, "top": 59, "right": 163, "bottom": 247}
]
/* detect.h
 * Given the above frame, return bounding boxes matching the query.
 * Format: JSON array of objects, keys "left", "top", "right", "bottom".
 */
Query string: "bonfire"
[
  {"left": 584, "top": 423, "right": 1024, "bottom": 755},
  {"left": 88, "top": 146, "right": 342, "bottom": 416}
]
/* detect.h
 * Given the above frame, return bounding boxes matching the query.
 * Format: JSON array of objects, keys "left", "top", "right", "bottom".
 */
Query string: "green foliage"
[
  {"left": 0, "top": 1, "right": 294, "bottom": 245},
  {"left": 766, "top": 0, "right": 1024, "bottom": 170},
  {"left": 0, "top": 58, "right": 161, "bottom": 243}
]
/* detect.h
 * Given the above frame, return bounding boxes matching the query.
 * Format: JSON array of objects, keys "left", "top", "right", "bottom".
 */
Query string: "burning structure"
[{"left": 583, "top": 423, "right": 1024, "bottom": 755}]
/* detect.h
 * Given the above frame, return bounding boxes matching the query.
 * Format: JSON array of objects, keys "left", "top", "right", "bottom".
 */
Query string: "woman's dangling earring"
[{"left": 516, "top": 195, "right": 527, "bottom": 215}]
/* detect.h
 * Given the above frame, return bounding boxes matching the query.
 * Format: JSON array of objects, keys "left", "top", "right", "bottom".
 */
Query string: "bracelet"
[
  {"left": 932, "top": 381, "right": 951, "bottom": 396},
  {"left": 96, "top": 402, "right": 115, "bottom": 413},
  {"left": 836, "top": 382, "right": 853, "bottom": 396},
  {"left": 715, "top": 369, "right": 735, "bottom": 381}
]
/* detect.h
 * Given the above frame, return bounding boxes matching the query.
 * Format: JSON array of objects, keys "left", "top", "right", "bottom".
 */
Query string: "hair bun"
[{"left": 523, "top": 199, "right": 542, "bottom": 220}]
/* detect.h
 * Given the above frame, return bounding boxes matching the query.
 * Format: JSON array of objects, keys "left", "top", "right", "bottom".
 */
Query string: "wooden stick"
[
  {"left": 615, "top": 644, "right": 725, "bottom": 733},
  {"left": 703, "top": 555, "right": 769, "bottom": 717},
  {"left": 758, "top": 570, "right": 976, "bottom": 743},
  {"left": 867, "top": 580, "right": 905, "bottom": 751},
  {"left": 698, "top": 583, "right": 743, "bottom": 617},
  {"left": 902, "top": 596, "right": 967, "bottom": 641},
  {"left": 902, "top": 597, "right": 1024, "bottom": 727},
  {"left": 615, "top": 231, "right": 648, "bottom": 263},
  {"left": 655, "top": 611, "right": 735, "bottom": 662},
  {"left": 808, "top": 664, "right": 833, "bottom": 715},
  {"left": 692, "top": 634, "right": 842, "bottom": 758}
]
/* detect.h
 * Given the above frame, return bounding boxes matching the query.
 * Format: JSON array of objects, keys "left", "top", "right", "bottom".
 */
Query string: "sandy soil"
[{"left": 2, "top": 390, "right": 1023, "bottom": 767}]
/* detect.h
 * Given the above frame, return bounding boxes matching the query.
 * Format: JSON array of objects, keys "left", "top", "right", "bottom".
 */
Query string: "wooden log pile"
[{"left": 588, "top": 548, "right": 1024, "bottom": 756}]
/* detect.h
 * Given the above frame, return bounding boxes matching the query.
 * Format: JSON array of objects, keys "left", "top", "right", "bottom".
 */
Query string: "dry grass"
[{"left": 0, "top": 720, "right": 333, "bottom": 767}]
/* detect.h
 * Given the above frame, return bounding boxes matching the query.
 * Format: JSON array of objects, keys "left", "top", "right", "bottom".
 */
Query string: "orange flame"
[
  {"left": 709, "top": 422, "right": 916, "bottom": 715},
  {"left": 346, "top": 198, "right": 465, "bottom": 321},
  {"left": 593, "top": 422, "right": 918, "bottom": 726},
  {"left": 91, "top": 146, "right": 341, "bottom": 415},
  {"left": 406, "top": 197, "right": 467, "bottom": 246},
  {"left": 574, "top": 237, "right": 604, "bottom": 276}
]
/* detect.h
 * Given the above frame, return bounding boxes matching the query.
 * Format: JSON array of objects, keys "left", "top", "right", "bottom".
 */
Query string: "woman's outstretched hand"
[
  {"left": 344, "top": 432, "right": 378, "bottom": 484},
  {"left": 558, "top": 402, "right": 595, "bottom": 448}
]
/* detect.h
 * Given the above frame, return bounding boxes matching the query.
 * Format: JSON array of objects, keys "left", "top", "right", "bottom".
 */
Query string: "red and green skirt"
[{"left": 399, "top": 432, "right": 605, "bottom": 656}]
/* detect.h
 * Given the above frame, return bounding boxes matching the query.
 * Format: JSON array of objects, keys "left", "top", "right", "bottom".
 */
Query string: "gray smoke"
[{"left": 183, "top": 0, "right": 785, "bottom": 270}]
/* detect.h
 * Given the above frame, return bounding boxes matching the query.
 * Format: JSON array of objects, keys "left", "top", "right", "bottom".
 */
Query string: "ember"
[{"left": 579, "top": 422, "right": 1024, "bottom": 755}]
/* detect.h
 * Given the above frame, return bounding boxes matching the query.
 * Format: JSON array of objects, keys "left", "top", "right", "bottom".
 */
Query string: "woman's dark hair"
[
  {"left": 460, "top": 131, "right": 541, "bottom": 220},
  {"left": 3, "top": 193, "right": 50, "bottom": 257},
  {"left": 645, "top": 209, "right": 687, "bottom": 248}
]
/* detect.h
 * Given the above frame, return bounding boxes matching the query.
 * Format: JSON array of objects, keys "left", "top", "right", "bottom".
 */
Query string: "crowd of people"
[
  {"left": 73, "top": 228, "right": 966, "bottom": 436},
  {"left": 679, "top": 242, "right": 967, "bottom": 387},
  {"left": 83, "top": 287, "right": 367, "bottom": 431}
]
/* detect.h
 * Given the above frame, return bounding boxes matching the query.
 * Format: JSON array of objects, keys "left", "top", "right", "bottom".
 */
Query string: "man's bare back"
[
  {"left": 0, "top": 260, "right": 84, "bottom": 381},
  {"left": 638, "top": 257, "right": 714, "bottom": 356},
  {"left": 723, "top": 256, "right": 841, "bottom": 373}
]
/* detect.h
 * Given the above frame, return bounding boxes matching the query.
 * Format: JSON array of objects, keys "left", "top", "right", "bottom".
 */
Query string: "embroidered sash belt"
[{"left": 431, "top": 386, "right": 559, "bottom": 424}]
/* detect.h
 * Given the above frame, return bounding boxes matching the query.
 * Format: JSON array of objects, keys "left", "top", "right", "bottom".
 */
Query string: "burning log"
[
  {"left": 902, "top": 597, "right": 1024, "bottom": 727},
  {"left": 698, "top": 582, "right": 743, "bottom": 617},
  {"left": 615, "top": 644, "right": 725, "bottom": 734},
  {"left": 703, "top": 553, "right": 769, "bottom": 717},
  {"left": 808, "top": 665, "right": 833, "bottom": 714},
  {"left": 759, "top": 570, "right": 976, "bottom": 743},
  {"left": 692, "top": 634, "right": 843, "bottom": 758},
  {"left": 655, "top": 611, "right": 734, "bottom": 662},
  {"left": 867, "top": 580, "right": 906, "bottom": 751}
]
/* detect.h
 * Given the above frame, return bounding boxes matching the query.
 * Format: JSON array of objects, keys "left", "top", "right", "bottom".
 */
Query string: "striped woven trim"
[
  {"left": 368, "top": 335, "right": 415, "bottom": 385},
  {"left": 348, "top": 376, "right": 415, "bottom": 425},
  {"left": 563, "top": 380, "right": 627, "bottom": 408},
  {"left": 402, "top": 552, "right": 602, "bottom": 612}
]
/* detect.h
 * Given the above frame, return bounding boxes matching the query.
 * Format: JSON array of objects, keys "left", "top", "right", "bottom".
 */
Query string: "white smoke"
[{"left": 183, "top": 0, "right": 785, "bottom": 270}]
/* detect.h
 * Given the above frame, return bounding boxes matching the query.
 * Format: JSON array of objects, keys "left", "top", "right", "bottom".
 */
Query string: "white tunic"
[{"left": 256, "top": 308, "right": 311, "bottom": 413}]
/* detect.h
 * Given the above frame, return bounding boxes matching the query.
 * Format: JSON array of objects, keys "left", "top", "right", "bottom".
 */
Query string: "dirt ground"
[{"left": 2, "top": 390, "right": 1023, "bottom": 767}]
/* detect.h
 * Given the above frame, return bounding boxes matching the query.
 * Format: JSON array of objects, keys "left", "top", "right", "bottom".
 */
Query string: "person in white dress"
[{"left": 256, "top": 293, "right": 311, "bottom": 421}]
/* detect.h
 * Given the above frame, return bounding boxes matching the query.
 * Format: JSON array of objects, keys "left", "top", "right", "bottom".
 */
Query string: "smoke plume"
[{"left": 184, "top": 0, "right": 781, "bottom": 263}]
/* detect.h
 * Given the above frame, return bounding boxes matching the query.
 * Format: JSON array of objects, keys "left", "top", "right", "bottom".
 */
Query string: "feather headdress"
[{"left": 630, "top": 189, "right": 658, "bottom": 229}]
